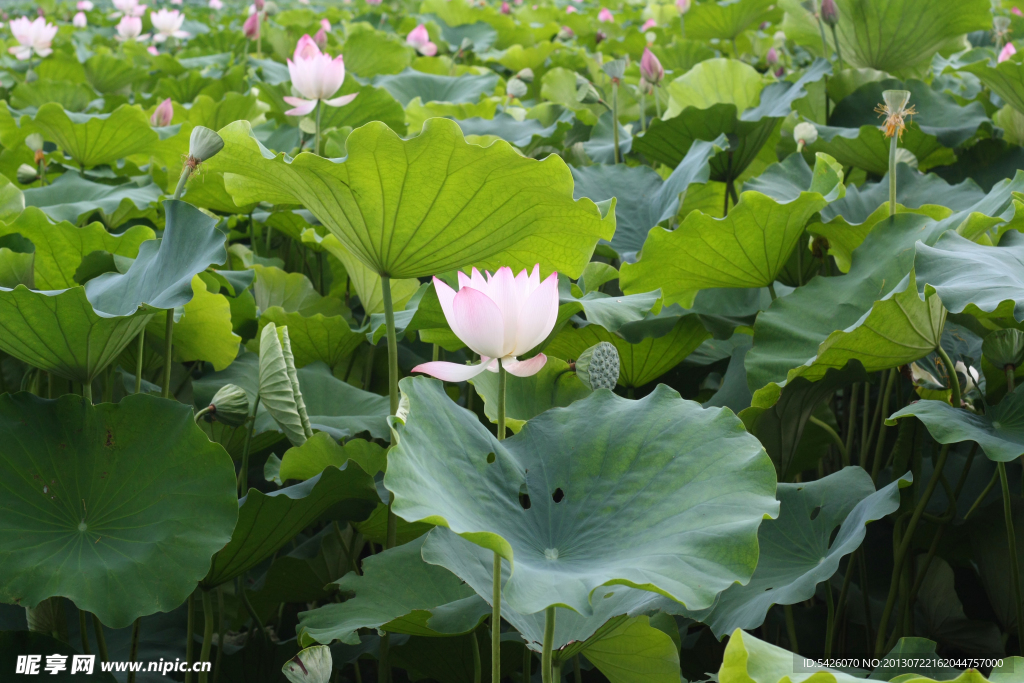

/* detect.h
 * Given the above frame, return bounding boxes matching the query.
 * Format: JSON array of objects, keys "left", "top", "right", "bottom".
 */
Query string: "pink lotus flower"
[
  {"left": 406, "top": 24, "right": 437, "bottom": 56},
  {"left": 209, "top": 0, "right": 223, "bottom": 9},
  {"left": 320, "top": 18, "right": 331, "bottom": 31},
  {"left": 150, "top": 9, "right": 188, "bottom": 42},
  {"left": 112, "top": 0, "right": 146, "bottom": 18},
  {"left": 283, "top": 34, "right": 358, "bottom": 116},
  {"left": 501, "top": 2, "right": 510, "bottom": 13},
  {"left": 366, "top": 0, "right": 382, "bottom": 5},
  {"left": 766, "top": 46, "right": 778, "bottom": 65},
  {"left": 8, "top": 16, "right": 58, "bottom": 60},
  {"left": 147, "top": 45, "right": 158, "bottom": 55},
  {"left": 598, "top": 7, "right": 614, "bottom": 22},
  {"left": 1000, "top": 42, "right": 1017, "bottom": 63},
  {"left": 73, "top": 11, "right": 88, "bottom": 27},
  {"left": 314, "top": 27, "right": 327, "bottom": 48},
  {"left": 116, "top": 15, "right": 144, "bottom": 40},
  {"left": 565, "top": 6, "right": 577, "bottom": 13},
  {"left": 243, "top": 10, "right": 260, "bottom": 38},
  {"left": 640, "top": 47, "right": 663, "bottom": 85},
  {"left": 641, "top": 18, "right": 656, "bottom": 30},
  {"left": 151, "top": 97, "right": 173, "bottom": 126},
  {"left": 77, "top": 1, "right": 94, "bottom": 9},
  {"left": 1014, "top": 7, "right": 1023, "bottom": 17},
  {"left": 675, "top": 0, "right": 690, "bottom": 13},
  {"left": 412, "top": 266, "right": 558, "bottom": 381}
]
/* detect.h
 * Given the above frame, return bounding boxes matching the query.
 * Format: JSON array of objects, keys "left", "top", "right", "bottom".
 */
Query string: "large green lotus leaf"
[
  {"left": 304, "top": 233, "right": 419, "bottom": 315},
  {"left": 962, "top": 58, "right": 1024, "bottom": 116},
  {"left": 454, "top": 111, "right": 574, "bottom": 150},
  {"left": 23, "top": 171, "right": 162, "bottom": 227},
  {"left": 145, "top": 277, "right": 241, "bottom": 372},
  {"left": 828, "top": 0, "right": 990, "bottom": 74},
  {"left": 316, "top": 78, "right": 407, "bottom": 135},
  {"left": 620, "top": 153, "right": 844, "bottom": 306},
  {"left": 10, "top": 81, "right": 96, "bottom": 113},
  {"left": 386, "top": 377, "right": 779, "bottom": 616},
  {"left": 84, "top": 53, "right": 146, "bottom": 94},
  {"left": 0, "top": 249, "right": 32, "bottom": 289},
  {"left": 0, "top": 286, "right": 152, "bottom": 383},
  {"left": 740, "top": 363, "right": 867, "bottom": 480},
  {"left": 913, "top": 230, "right": 1024, "bottom": 322},
  {"left": 177, "top": 170, "right": 260, "bottom": 215},
  {"left": 209, "top": 119, "right": 613, "bottom": 279},
  {"left": 582, "top": 111, "right": 634, "bottom": 166},
  {"left": 0, "top": 175, "right": 24, "bottom": 222},
  {"left": 187, "top": 92, "right": 268, "bottom": 131},
  {"left": 806, "top": 124, "right": 949, "bottom": 176},
  {"left": 278, "top": 433, "right": 387, "bottom": 482},
  {"left": 718, "top": 629, "right": 874, "bottom": 683},
  {"left": 427, "top": 15, "right": 498, "bottom": 52},
  {"left": 887, "top": 390, "right": 1024, "bottom": 463},
  {"left": 256, "top": 307, "right": 364, "bottom": 370},
  {"left": 339, "top": 25, "right": 414, "bottom": 78},
  {"left": 28, "top": 104, "right": 158, "bottom": 170},
  {"left": 251, "top": 265, "right": 343, "bottom": 318},
  {"left": 202, "top": 463, "right": 379, "bottom": 589},
  {"left": 556, "top": 277, "right": 663, "bottom": 334},
  {"left": 687, "top": 468, "right": 908, "bottom": 637},
  {"left": 572, "top": 136, "right": 723, "bottom": 259},
  {"left": 371, "top": 68, "right": 498, "bottom": 107},
  {"left": 298, "top": 535, "right": 487, "bottom": 645},
  {"left": 685, "top": 0, "right": 776, "bottom": 41},
  {"left": 746, "top": 174, "right": 1024, "bottom": 391},
  {"left": 544, "top": 313, "right": 710, "bottom": 388},
  {"left": 632, "top": 59, "right": 830, "bottom": 179},
  {"left": 811, "top": 167, "right": 984, "bottom": 272},
  {"left": 0, "top": 207, "right": 153, "bottom": 290},
  {"left": 0, "top": 393, "right": 237, "bottom": 628},
  {"left": 470, "top": 357, "right": 591, "bottom": 434},
  {"left": 85, "top": 200, "right": 227, "bottom": 317}
]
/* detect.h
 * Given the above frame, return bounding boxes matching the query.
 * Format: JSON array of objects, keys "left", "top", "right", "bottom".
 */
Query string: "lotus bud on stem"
[
  {"left": 820, "top": 0, "right": 843, "bottom": 69},
  {"left": 875, "top": 90, "right": 914, "bottom": 217}
]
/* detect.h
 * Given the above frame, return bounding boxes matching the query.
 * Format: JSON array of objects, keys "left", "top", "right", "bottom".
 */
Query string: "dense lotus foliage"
[{"left": 5, "top": 0, "right": 1024, "bottom": 681}]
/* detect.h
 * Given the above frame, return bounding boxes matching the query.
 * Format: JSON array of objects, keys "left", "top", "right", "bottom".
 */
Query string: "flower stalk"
[
  {"left": 876, "top": 90, "right": 914, "bottom": 217},
  {"left": 541, "top": 606, "right": 555, "bottom": 683}
]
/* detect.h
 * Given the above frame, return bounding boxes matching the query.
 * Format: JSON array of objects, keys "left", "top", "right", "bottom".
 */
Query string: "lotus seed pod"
[
  {"left": 188, "top": 125, "right": 224, "bottom": 162},
  {"left": 209, "top": 383, "right": 250, "bottom": 427},
  {"left": 16, "top": 163, "right": 39, "bottom": 185},
  {"left": 24, "top": 133, "right": 44, "bottom": 152},
  {"left": 516, "top": 67, "right": 534, "bottom": 83},
  {"left": 506, "top": 77, "right": 528, "bottom": 99},
  {"left": 793, "top": 121, "right": 818, "bottom": 146},
  {"left": 882, "top": 89, "right": 911, "bottom": 113},
  {"left": 282, "top": 645, "right": 332, "bottom": 683},
  {"left": 575, "top": 342, "right": 620, "bottom": 390},
  {"left": 983, "top": 329, "right": 1024, "bottom": 369},
  {"left": 601, "top": 57, "right": 627, "bottom": 80}
]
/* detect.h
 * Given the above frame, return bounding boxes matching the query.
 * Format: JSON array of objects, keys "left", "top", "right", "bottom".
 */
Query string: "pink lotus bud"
[
  {"left": 209, "top": 0, "right": 223, "bottom": 8},
  {"left": 73, "top": 11, "right": 87, "bottom": 27},
  {"left": 314, "top": 27, "right": 327, "bottom": 48},
  {"left": 1014, "top": 7, "right": 1023, "bottom": 17},
  {"left": 641, "top": 18, "right": 656, "bottom": 31},
  {"left": 820, "top": 0, "right": 838, "bottom": 26},
  {"left": 243, "top": 10, "right": 260, "bottom": 38},
  {"left": 501, "top": 2, "right": 510, "bottom": 13},
  {"left": 77, "top": 1, "right": 94, "bottom": 9},
  {"left": 406, "top": 24, "right": 437, "bottom": 56},
  {"left": 254, "top": 0, "right": 265, "bottom": 9},
  {"left": 411, "top": 266, "right": 559, "bottom": 382},
  {"left": 1000, "top": 42, "right": 1017, "bottom": 63},
  {"left": 566, "top": 5, "right": 577, "bottom": 12},
  {"left": 598, "top": 7, "right": 614, "bottom": 22},
  {"left": 766, "top": 47, "right": 778, "bottom": 65},
  {"left": 320, "top": 18, "right": 331, "bottom": 31},
  {"left": 147, "top": 45, "right": 158, "bottom": 55},
  {"left": 151, "top": 97, "right": 173, "bottom": 126},
  {"left": 640, "top": 47, "right": 663, "bottom": 85},
  {"left": 675, "top": 0, "right": 691, "bottom": 14}
]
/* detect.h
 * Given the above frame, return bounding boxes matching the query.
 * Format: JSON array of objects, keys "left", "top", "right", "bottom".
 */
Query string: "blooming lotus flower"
[
  {"left": 1014, "top": 7, "right": 1023, "bottom": 17},
  {"left": 8, "top": 16, "right": 58, "bottom": 60},
  {"left": 641, "top": 18, "right": 656, "bottom": 30},
  {"left": 209, "top": 0, "right": 223, "bottom": 9},
  {"left": 151, "top": 97, "right": 173, "bottom": 126},
  {"left": 675, "top": 0, "right": 690, "bottom": 13},
  {"left": 283, "top": 35, "right": 358, "bottom": 116},
  {"left": 640, "top": 47, "right": 663, "bottom": 85},
  {"left": 1000, "top": 42, "right": 1017, "bottom": 63},
  {"left": 598, "top": 7, "right": 614, "bottom": 22},
  {"left": 412, "top": 266, "right": 558, "bottom": 381},
  {"left": 501, "top": 2, "right": 510, "bottom": 13},
  {"left": 116, "top": 15, "right": 144, "bottom": 40},
  {"left": 243, "top": 10, "right": 260, "bottom": 38},
  {"left": 406, "top": 24, "right": 436, "bottom": 56},
  {"left": 78, "top": 0, "right": 94, "bottom": 9},
  {"left": 73, "top": 11, "right": 88, "bottom": 27},
  {"left": 565, "top": 6, "right": 577, "bottom": 13},
  {"left": 112, "top": 0, "right": 146, "bottom": 18},
  {"left": 151, "top": 8, "right": 188, "bottom": 42}
]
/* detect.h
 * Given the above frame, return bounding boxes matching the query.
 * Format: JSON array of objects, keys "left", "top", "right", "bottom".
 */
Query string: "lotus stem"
[
  {"left": 965, "top": 469, "right": 999, "bottom": 520},
  {"left": 999, "top": 461, "right": 1024, "bottom": 642},
  {"left": 239, "top": 395, "right": 260, "bottom": 495},
  {"left": 522, "top": 644, "right": 531, "bottom": 683},
  {"left": 830, "top": 25, "right": 844, "bottom": 70},
  {"left": 199, "top": 591, "right": 214, "bottom": 683},
  {"left": 214, "top": 587, "right": 225, "bottom": 683},
  {"left": 79, "top": 610, "right": 91, "bottom": 655},
  {"left": 1008, "top": 366, "right": 1017, "bottom": 393},
  {"left": 492, "top": 552, "right": 502, "bottom": 683},
  {"left": 185, "top": 592, "right": 195, "bottom": 683},
  {"left": 162, "top": 312, "right": 174, "bottom": 399},
  {"left": 472, "top": 628, "right": 481, "bottom": 683},
  {"left": 127, "top": 618, "right": 141, "bottom": 683},
  {"left": 93, "top": 614, "right": 109, "bottom": 662},
  {"left": 767, "top": 282, "right": 777, "bottom": 301},
  {"left": 573, "top": 655, "right": 582, "bottom": 683},
  {"left": 844, "top": 383, "right": 858, "bottom": 463},
  {"left": 874, "top": 443, "right": 950, "bottom": 654},
  {"left": 784, "top": 604, "right": 799, "bottom": 652},
  {"left": 194, "top": 406, "right": 213, "bottom": 422},
  {"left": 809, "top": 415, "right": 848, "bottom": 466},
  {"left": 173, "top": 165, "right": 191, "bottom": 201},
  {"left": 888, "top": 135, "right": 897, "bottom": 217},
  {"left": 611, "top": 81, "right": 620, "bottom": 164},
  {"left": 935, "top": 344, "right": 961, "bottom": 408},
  {"left": 823, "top": 579, "right": 835, "bottom": 656},
  {"left": 814, "top": 2, "right": 830, "bottom": 60},
  {"left": 314, "top": 99, "right": 323, "bottom": 157},
  {"left": 870, "top": 369, "right": 897, "bottom": 480},
  {"left": 135, "top": 330, "right": 145, "bottom": 394},
  {"left": 82, "top": 381, "right": 93, "bottom": 404},
  {"left": 380, "top": 275, "right": 401, "bottom": 683},
  {"left": 541, "top": 606, "right": 555, "bottom": 683},
  {"left": 639, "top": 90, "right": 647, "bottom": 134},
  {"left": 654, "top": 85, "right": 662, "bottom": 119}
]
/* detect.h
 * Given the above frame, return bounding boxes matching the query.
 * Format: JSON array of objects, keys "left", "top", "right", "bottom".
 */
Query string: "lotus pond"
[{"left": 1, "top": 0, "right": 1024, "bottom": 681}]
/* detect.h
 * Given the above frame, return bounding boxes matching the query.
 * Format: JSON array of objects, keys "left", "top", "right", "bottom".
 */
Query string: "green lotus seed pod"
[
  {"left": 188, "top": 125, "right": 224, "bottom": 162},
  {"left": 882, "top": 89, "right": 911, "bottom": 113},
  {"left": 24, "top": 133, "right": 44, "bottom": 153},
  {"left": 16, "top": 163, "right": 39, "bottom": 185},
  {"left": 575, "top": 342, "right": 620, "bottom": 390},
  {"left": 209, "top": 383, "right": 250, "bottom": 427},
  {"left": 983, "top": 329, "right": 1024, "bottom": 369},
  {"left": 282, "top": 645, "right": 332, "bottom": 683},
  {"left": 601, "top": 57, "right": 627, "bottom": 80}
]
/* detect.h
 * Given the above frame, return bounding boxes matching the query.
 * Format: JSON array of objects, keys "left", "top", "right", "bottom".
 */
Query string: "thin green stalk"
[
  {"left": 831, "top": 550, "right": 858, "bottom": 654},
  {"left": 830, "top": 25, "right": 844, "bottom": 69},
  {"left": 814, "top": 1, "right": 831, "bottom": 60},
  {"left": 93, "top": 614, "right": 109, "bottom": 662},
  {"left": 824, "top": 580, "right": 835, "bottom": 656},
  {"left": 380, "top": 276, "right": 401, "bottom": 683},
  {"left": 83, "top": 380, "right": 93, "bottom": 404},
  {"left": 162, "top": 312, "right": 174, "bottom": 399},
  {"left": 135, "top": 330, "right": 145, "bottom": 394},
  {"left": 378, "top": 635, "right": 390, "bottom": 683},
  {"left": 888, "top": 135, "right": 898, "bottom": 217},
  {"left": 999, "top": 461, "right": 1024, "bottom": 642},
  {"left": 874, "top": 443, "right": 951, "bottom": 654},
  {"left": 492, "top": 552, "right": 502, "bottom": 683},
  {"left": 194, "top": 406, "right": 213, "bottom": 422},
  {"left": 127, "top": 618, "right": 141, "bottom": 683},
  {"left": 639, "top": 90, "right": 647, "bottom": 134},
  {"left": 860, "top": 380, "right": 871, "bottom": 467},
  {"left": 173, "top": 165, "right": 191, "bottom": 200},
  {"left": 79, "top": 610, "right": 91, "bottom": 655},
  {"left": 935, "top": 345, "right": 961, "bottom": 408},
  {"left": 767, "top": 282, "right": 778, "bottom": 301},
  {"left": 522, "top": 645, "right": 531, "bottom": 683},
  {"left": 200, "top": 591, "right": 214, "bottom": 683},
  {"left": 213, "top": 586, "right": 224, "bottom": 683},
  {"left": 238, "top": 395, "right": 260, "bottom": 496},
  {"left": 784, "top": 604, "right": 799, "bottom": 652},
  {"left": 611, "top": 82, "right": 620, "bottom": 164},
  {"left": 965, "top": 469, "right": 999, "bottom": 520},
  {"left": 238, "top": 585, "right": 266, "bottom": 645},
  {"left": 497, "top": 363, "right": 507, "bottom": 440},
  {"left": 472, "top": 628, "right": 481, "bottom": 683},
  {"left": 432, "top": 344, "right": 440, "bottom": 362},
  {"left": 844, "top": 383, "right": 859, "bottom": 464},
  {"left": 573, "top": 655, "right": 582, "bottom": 683},
  {"left": 256, "top": 13, "right": 262, "bottom": 59},
  {"left": 809, "top": 414, "right": 848, "bottom": 466},
  {"left": 185, "top": 592, "right": 195, "bottom": 683},
  {"left": 541, "top": 607, "right": 556, "bottom": 683},
  {"left": 314, "top": 100, "right": 323, "bottom": 156},
  {"left": 654, "top": 85, "right": 662, "bottom": 119},
  {"left": 870, "top": 369, "right": 897, "bottom": 480}
]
